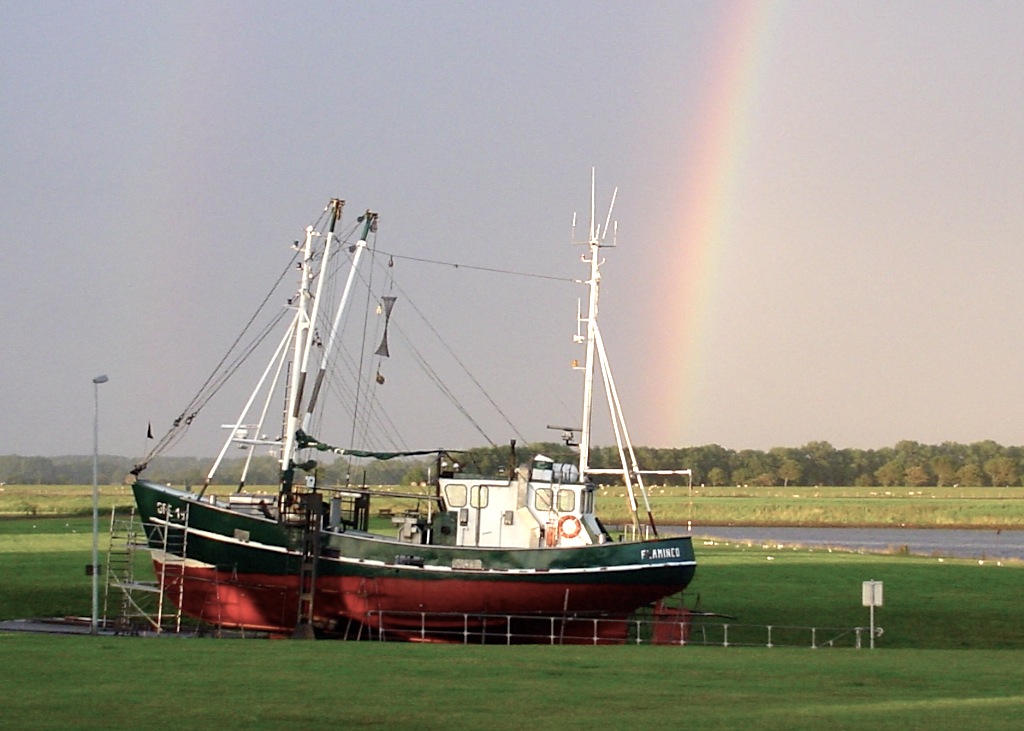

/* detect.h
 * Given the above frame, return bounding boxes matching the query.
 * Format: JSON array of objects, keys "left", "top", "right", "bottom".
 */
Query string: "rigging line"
[
  {"left": 352, "top": 249, "right": 402, "bottom": 450},
  {"left": 351, "top": 378, "right": 401, "bottom": 453},
  {"left": 362, "top": 387, "right": 405, "bottom": 451},
  {"left": 348, "top": 227, "right": 378, "bottom": 457},
  {"left": 208, "top": 217, "right": 359, "bottom": 410},
  {"left": 375, "top": 317, "right": 480, "bottom": 436},
  {"left": 377, "top": 250, "right": 580, "bottom": 284},
  {"left": 303, "top": 228, "right": 403, "bottom": 455},
  {"left": 327, "top": 332, "right": 404, "bottom": 452},
  {"left": 140, "top": 308, "right": 289, "bottom": 466},
  {"left": 316, "top": 250, "right": 472, "bottom": 451},
  {"left": 360, "top": 250, "right": 510, "bottom": 445},
  {"left": 308, "top": 218, "right": 371, "bottom": 358},
  {"left": 388, "top": 320, "right": 498, "bottom": 447},
  {"left": 319, "top": 343, "right": 407, "bottom": 452},
  {"left": 306, "top": 246, "right": 509, "bottom": 451},
  {"left": 137, "top": 209, "right": 353, "bottom": 469},
  {"left": 344, "top": 273, "right": 494, "bottom": 446},
  {"left": 171, "top": 252, "right": 299, "bottom": 427},
  {"left": 186, "top": 309, "right": 288, "bottom": 418},
  {"left": 366, "top": 257, "right": 403, "bottom": 447},
  {"left": 384, "top": 272, "right": 526, "bottom": 442},
  {"left": 303, "top": 373, "right": 405, "bottom": 471},
  {"left": 349, "top": 237, "right": 414, "bottom": 457},
  {"left": 140, "top": 269, "right": 294, "bottom": 467},
  {"left": 300, "top": 301, "right": 380, "bottom": 449}
]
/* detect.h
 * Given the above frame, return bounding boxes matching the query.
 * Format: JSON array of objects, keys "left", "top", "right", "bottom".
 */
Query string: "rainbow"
[{"left": 652, "top": 1, "right": 781, "bottom": 446}]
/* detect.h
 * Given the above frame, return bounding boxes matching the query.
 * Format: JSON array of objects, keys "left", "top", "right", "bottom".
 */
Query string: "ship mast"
[
  {"left": 302, "top": 210, "right": 378, "bottom": 431},
  {"left": 574, "top": 171, "right": 657, "bottom": 536},
  {"left": 576, "top": 169, "right": 603, "bottom": 477},
  {"left": 275, "top": 199, "right": 351, "bottom": 497}
]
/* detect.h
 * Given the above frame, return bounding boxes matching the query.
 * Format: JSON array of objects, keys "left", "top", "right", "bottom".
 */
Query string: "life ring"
[{"left": 558, "top": 515, "right": 582, "bottom": 539}]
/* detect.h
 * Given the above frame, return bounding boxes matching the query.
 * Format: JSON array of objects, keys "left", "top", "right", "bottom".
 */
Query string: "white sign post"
[{"left": 862, "top": 580, "right": 883, "bottom": 649}]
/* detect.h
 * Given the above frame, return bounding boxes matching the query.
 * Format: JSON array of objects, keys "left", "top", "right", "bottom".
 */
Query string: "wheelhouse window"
[
  {"left": 534, "top": 487, "right": 553, "bottom": 511},
  {"left": 557, "top": 488, "right": 576, "bottom": 513},
  {"left": 445, "top": 484, "right": 467, "bottom": 508},
  {"left": 470, "top": 484, "right": 489, "bottom": 508}
]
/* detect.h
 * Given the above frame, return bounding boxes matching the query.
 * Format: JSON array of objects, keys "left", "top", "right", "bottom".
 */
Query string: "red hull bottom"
[{"left": 151, "top": 560, "right": 687, "bottom": 644}]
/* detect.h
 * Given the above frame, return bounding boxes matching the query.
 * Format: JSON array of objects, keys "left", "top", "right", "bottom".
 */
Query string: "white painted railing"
[{"left": 361, "top": 609, "right": 878, "bottom": 648}]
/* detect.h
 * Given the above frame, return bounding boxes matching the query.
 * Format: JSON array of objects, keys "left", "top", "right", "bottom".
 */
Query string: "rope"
[
  {"left": 133, "top": 220, "right": 563, "bottom": 476},
  {"left": 378, "top": 250, "right": 579, "bottom": 284},
  {"left": 132, "top": 200, "right": 342, "bottom": 475},
  {"left": 386, "top": 273, "right": 525, "bottom": 444}
]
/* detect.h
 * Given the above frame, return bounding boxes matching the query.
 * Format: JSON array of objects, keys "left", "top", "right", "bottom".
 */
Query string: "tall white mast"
[
  {"left": 574, "top": 172, "right": 651, "bottom": 534},
  {"left": 576, "top": 169, "right": 603, "bottom": 477},
  {"left": 280, "top": 226, "right": 318, "bottom": 480},
  {"left": 302, "top": 210, "right": 378, "bottom": 431},
  {"left": 281, "top": 199, "right": 343, "bottom": 490}
]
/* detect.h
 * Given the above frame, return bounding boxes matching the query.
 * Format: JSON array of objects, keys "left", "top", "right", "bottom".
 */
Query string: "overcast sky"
[{"left": 2, "top": 1, "right": 1022, "bottom": 459}]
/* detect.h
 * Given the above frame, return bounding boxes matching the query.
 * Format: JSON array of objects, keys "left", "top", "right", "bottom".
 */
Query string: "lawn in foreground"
[{"left": 1, "top": 635, "right": 1021, "bottom": 731}]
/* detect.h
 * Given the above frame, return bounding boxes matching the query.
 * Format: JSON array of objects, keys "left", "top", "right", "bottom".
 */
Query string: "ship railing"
[
  {"left": 684, "top": 621, "right": 881, "bottom": 649},
  {"left": 617, "top": 523, "right": 655, "bottom": 542},
  {"left": 362, "top": 609, "right": 877, "bottom": 648}
]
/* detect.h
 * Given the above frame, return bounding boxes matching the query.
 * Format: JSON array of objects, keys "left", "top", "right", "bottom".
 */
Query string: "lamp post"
[{"left": 91, "top": 374, "right": 109, "bottom": 635}]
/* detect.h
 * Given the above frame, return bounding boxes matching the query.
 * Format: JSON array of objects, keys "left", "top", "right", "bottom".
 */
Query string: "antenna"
[
  {"left": 589, "top": 167, "right": 596, "bottom": 242},
  {"left": 601, "top": 187, "right": 618, "bottom": 245},
  {"left": 576, "top": 168, "right": 618, "bottom": 248}
]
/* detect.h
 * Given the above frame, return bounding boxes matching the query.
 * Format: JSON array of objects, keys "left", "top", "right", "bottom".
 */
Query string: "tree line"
[
  {"left": 4, "top": 438, "right": 1024, "bottom": 488},
  {"left": 0, "top": 454, "right": 411, "bottom": 489},
  {"left": 440, "top": 439, "right": 1024, "bottom": 488}
]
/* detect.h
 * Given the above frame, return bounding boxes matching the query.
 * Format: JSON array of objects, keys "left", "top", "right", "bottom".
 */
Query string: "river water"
[{"left": 678, "top": 525, "right": 1024, "bottom": 561}]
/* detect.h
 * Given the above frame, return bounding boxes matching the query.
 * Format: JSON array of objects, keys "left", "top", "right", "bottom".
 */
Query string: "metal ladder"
[
  {"left": 103, "top": 507, "right": 139, "bottom": 633},
  {"left": 155, "top": 504, "right": 188, "bottom": 633},
  {"left": 292, "top": 491, "right": 323, "bottom": 639},
  {"left": 103, "top": 506, "right": 188, "bottom": 634}
]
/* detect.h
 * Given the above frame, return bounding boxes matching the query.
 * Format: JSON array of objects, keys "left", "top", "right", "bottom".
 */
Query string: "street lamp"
[{"left": 91, "top": 374, "right": 109, "bottom": 635}]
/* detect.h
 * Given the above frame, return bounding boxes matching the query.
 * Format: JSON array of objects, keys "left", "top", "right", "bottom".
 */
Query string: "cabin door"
[{"left": 463, "top": 484, "right": 501, "bottom": 547}]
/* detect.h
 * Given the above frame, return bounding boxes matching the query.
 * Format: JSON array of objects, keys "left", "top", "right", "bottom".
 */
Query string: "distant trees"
[
  {"left": 5, "top": 438, "right": 1024, "bottom": 487},
  {"left": 904, "top": 465, "right": 931, "bottom": 487},
  {"left": 875, "top": 461, "right": 903, "bottom": 487},
  {"left": 983, "top": 457, "right": 1017, "bottom": 487},
  {"left": 930, "top": 455, "right": 958, "bottom": 487},
  {"left": 957, "top": 462, "right": 984, "bottom": 486},
  {"left": 706, "top": 467, "right": 728, "bottom": 487},
  {"left": 777, "top": 458, "right": 802, "bottom": 487},
  {"left": 0, "top": 452, "right": 411, "bottom": 488}
]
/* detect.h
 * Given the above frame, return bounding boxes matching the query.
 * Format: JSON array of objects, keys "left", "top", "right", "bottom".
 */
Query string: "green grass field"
[
  {"left": 5, "top": 483, "right": 1024, "bottom": 528},
  {"left": 1, "top": 636, "right": 1021, "bottom": 731},
  {"left": 2, "top": 516, "right": 1024, "bottom": 724},
  {"left": 2, "top": 499, "right": 1023, "bottom": 729}
]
